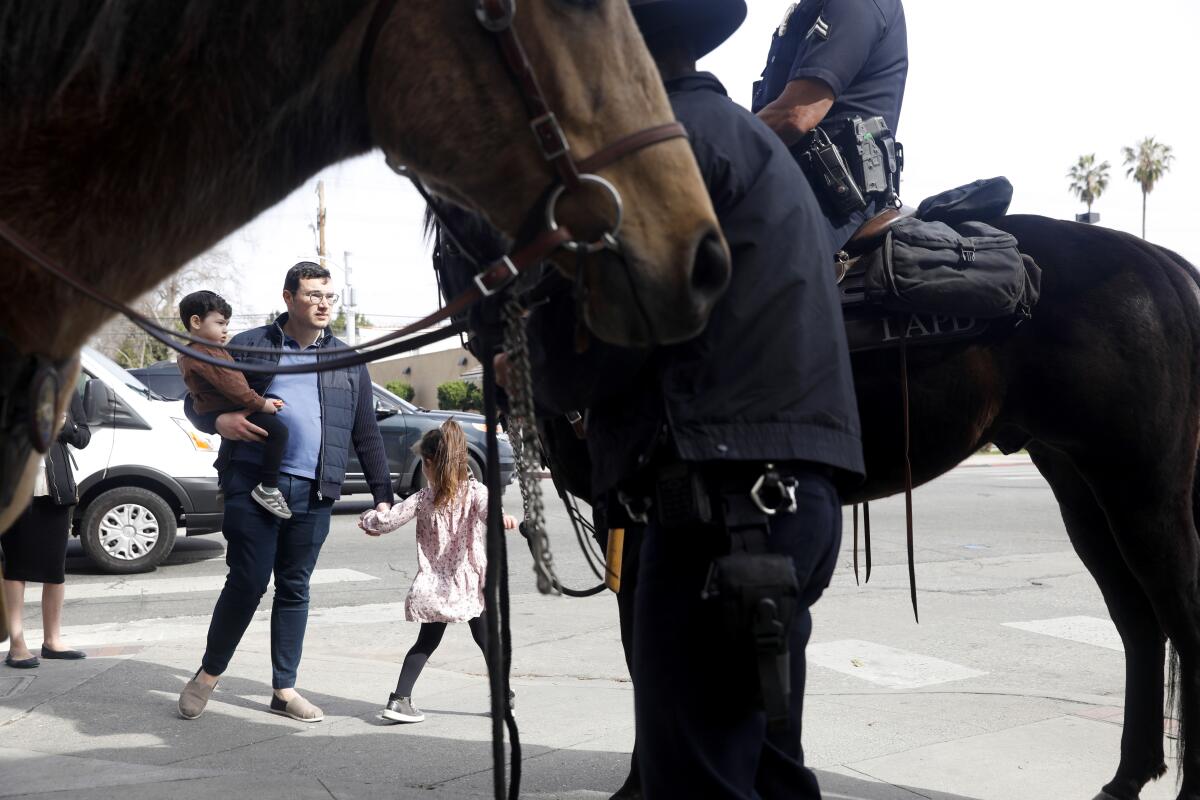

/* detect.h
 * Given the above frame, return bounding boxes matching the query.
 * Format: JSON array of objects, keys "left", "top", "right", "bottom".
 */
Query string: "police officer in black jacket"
[
  {"left": 526, "top": 2, "right": 864, "bottom": 796},
  {"left": 753, "top": 0, "right": 908, "bottom": 249}
]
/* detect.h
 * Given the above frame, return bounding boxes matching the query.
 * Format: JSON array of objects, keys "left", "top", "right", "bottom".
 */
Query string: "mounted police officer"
[
  {"left": 752, "top": 0, "right": 908, "bottom": 250},
  {"left": 522, "top": 1, "right": 864, "bottom": 796}
]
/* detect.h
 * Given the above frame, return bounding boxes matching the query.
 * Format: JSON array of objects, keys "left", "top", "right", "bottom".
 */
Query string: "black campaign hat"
[{"left": 629, "top": 0, "right": 747, "bottom": 59}]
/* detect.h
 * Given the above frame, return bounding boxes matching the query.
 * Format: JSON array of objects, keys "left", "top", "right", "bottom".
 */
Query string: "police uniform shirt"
[
  {"left": 578, "top": 72, "right": 865, "bottom": 495},
  {"left": 751, "top": 0, "right": 908, "bottom": 134}
]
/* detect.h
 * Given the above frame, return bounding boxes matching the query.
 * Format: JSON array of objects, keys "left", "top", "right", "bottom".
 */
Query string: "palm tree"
[
  {"left": 1067, "top": 154, "right": 1110, "bottom": 217},
  {"left": 1122, "top": 137, "right": 1175, "bottom": 238}
]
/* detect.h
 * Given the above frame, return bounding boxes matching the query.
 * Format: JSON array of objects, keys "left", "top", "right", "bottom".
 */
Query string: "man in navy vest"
[
  {"left": 753, "top": 0, "right": 908, "bottom": 249},
  {"left": 177, "top": 262, "right": 393, "bottom": 723}
]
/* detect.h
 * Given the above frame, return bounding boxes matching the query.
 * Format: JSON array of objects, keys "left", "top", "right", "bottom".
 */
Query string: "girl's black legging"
[{"left": 395, "top": 615, "right": 489, "bottom": 697}]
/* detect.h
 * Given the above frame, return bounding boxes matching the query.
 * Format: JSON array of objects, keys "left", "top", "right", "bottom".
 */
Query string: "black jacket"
[
  {"left": 530, "top": 72, "right": 864, "bottom": 495},
  {"left": 42, "top": 391, "right": 91, "bottom": 506},
  {"left": 185, "top": 314, "right": 393, "bottom": 505}
]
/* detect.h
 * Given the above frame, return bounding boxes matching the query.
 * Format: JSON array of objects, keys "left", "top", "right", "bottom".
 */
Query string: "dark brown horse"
[
  {"left": 848, "top": 215, "right": 1200, "bottom": 800},
  {"left": 437, "top": 205, "right": 1200, "bottom": 799},
  {"left": 0, "top": 0, "right": 730, "bottom": 531}
]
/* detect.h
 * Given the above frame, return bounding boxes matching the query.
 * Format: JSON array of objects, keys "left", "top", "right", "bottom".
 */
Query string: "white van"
[{"left": 73, "top": 346, "right": 223, "bottom": 573}]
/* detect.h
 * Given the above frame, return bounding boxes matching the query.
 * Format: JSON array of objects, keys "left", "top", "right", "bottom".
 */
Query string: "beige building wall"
[{"left": 368, "top": 347, "right": 481, "bottom": 409}]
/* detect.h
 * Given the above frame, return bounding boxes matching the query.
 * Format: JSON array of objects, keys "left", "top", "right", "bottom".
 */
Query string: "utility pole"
[
  {"left": 316, "top": 180, "right": 327, "bottom": 269},
  {"left": 344, "top": 250, "right": 357, "bottom": 346}
]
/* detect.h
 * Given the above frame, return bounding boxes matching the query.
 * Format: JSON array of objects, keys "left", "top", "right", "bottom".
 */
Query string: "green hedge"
[
  {"left": 384, "top": 381, "right": 415, "bottom": 401},
  {"left": 437, "top": 380, "right": 483, "bottom": 411}
]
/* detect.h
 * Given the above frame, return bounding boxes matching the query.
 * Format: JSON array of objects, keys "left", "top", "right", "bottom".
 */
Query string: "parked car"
[
  {"left": 75, "top": 347, "right": 223, "bottom": 573},
  {"left": 128, "top": 361, "right": 515, "bottom": 497}
]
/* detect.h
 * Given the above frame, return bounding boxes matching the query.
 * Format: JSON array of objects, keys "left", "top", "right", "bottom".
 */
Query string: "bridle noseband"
[{"left": 413, "top": 0, "right": 689, "bottom": 262}]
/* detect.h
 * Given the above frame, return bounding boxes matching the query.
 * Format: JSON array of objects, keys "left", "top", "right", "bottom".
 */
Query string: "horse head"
[{"left": 368, "top": 0, "right": 731, "bottom": 347}]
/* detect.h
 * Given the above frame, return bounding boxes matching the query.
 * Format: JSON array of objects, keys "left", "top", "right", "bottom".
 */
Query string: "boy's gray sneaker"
[
  {"left": 381, "top": 693, "right": 425, "bottom": 723},
  {"left": 252, "top": 485, "right": 292, "bottom": 519}
]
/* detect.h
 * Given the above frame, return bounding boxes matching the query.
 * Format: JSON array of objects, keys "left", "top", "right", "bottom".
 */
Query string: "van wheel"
[{"left": 80, "top": 487, "right": 177, "bottom": 574}]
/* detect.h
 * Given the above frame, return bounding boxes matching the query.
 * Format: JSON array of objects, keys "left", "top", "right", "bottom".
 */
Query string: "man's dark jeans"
[
  {"left": 633, "top": 469, "right": 842, "bottom": 799},
  {"left": 202, "top": 462, "right": 334, "bottom": 689}
]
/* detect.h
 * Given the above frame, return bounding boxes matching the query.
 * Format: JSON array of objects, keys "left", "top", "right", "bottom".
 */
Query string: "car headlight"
[
  {"left": 471, "top": 422, "right": 510, "bottom": 443},
  {"left": 172, "top": 418, "right": 217, "bottom": 452}
]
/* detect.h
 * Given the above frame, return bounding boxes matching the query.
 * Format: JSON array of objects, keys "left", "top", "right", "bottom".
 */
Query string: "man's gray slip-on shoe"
[
  {"left": 178, "top": 673, "right": 217, "bottom": 719},
  {"left": 270, "top": 693, "right": 323, "bottom": 722}
]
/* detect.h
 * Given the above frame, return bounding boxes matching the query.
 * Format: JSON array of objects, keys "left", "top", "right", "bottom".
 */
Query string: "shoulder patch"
[{"left": 808, "top": 14, "right": 830, "bottom": 40}]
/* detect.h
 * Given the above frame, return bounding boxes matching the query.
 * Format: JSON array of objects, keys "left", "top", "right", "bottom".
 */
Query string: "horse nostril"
[{"left": 690, "top": 229, "right": 731, "bottom": 299}]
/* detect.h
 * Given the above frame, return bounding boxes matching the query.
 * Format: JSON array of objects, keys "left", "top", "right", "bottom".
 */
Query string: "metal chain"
[{"left": 502, "top": 286, "right": 559, "bottom": 595}]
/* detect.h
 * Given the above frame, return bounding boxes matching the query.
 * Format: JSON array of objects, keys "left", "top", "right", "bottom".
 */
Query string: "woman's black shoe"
[
  {"left": 40, "top": 646, "right": 86, "bottom": 660},
  {"left": 4, "top": 654, "right": 39, "bottom": 669}
]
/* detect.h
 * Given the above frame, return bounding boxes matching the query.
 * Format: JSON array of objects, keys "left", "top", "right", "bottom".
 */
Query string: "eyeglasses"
[{"left": 297, "top": 291, "right": 340, "bottom": 305}]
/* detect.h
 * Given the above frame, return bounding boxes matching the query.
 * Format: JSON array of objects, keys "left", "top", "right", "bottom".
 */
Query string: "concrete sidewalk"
[
  {"left": 0, "top": 579, "right": 1179, "bottom": 800},
  {"left": 0, "top": 614, "right": 987, "bottom": 800}
]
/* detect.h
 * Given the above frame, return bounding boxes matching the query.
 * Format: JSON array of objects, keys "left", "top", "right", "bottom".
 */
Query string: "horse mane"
[
  {"left": 0, "top": 2, "right": 370, "bottom": 118},
  {"left": 423, "top": 202, "right": 511, "bottom": 261}
]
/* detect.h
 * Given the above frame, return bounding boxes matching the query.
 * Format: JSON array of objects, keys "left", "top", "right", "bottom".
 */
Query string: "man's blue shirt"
[{"left": 232, "top": 335, "right": 322, "bottom": 480}]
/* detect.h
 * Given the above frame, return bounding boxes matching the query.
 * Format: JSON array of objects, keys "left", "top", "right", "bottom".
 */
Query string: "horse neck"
[{"left": 0, "top": 2, "right": 378, "bottom": 358}]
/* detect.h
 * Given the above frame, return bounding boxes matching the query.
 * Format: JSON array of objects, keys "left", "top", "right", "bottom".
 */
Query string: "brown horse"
[
  {"left": 848, "top": 214, "right": 1200, "bottom": 800},
  {"left": 0, "top": 0, "right": 730, "bottom": 532},
  {"left": 435, "top": 207, "right": 1200, "bottom": 799}
]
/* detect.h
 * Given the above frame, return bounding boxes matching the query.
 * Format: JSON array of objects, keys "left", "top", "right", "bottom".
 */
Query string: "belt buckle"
[
  {"left": 749, "top": 464, "right": 798, "bottom": 516},
  {"left": 617, "top": 490, "right": 650, "bottom": 525}
]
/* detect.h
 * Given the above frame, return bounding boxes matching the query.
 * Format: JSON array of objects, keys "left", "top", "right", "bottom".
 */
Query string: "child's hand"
[
  {"left": 261, "top": 397, "right": 283, "bottom": 414},
  {"left": 502, "top": 514, "right": 518, "bottom": 530},
  {"left": 358, "top": 511, "right": 384, "bottom": 536}
]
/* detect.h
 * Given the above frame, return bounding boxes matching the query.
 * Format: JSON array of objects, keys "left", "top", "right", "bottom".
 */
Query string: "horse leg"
[{"left": 1029, "top": 444, "right": 1168, "bottom": 799}]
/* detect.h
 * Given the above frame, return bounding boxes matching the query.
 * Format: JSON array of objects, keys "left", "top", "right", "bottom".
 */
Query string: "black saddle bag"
[{"left": 860, "top": 217, "right": 1041, "bottom": 319}]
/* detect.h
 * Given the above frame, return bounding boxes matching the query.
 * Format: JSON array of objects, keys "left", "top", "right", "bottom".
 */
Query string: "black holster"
[
  {"left": 703, "top": 472, "right": 802, "bottom": 733},
  {"left": 798, "top": 115, "right": 903, "bottom": 217},
  {"left": 704, "top": 545, "right": 799, "bottom": 732}
]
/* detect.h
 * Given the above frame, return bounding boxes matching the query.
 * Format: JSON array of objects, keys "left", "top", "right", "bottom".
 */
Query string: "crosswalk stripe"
[
  {"left": 1002, "top": 616, "right": 1121, "bottom": 652},
  {"left": 20, "top": 601, "right": 409, "bottom": 649},
  {"left": 27, "top": 568, "right": 377, "bottom": 603},
  {"left": 807, "top": 639, "right": 986, "bottom": 689}
]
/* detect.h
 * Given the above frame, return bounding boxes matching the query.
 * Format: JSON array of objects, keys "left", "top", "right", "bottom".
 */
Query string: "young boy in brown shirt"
[{"left": 177, "top": 291, "right": 292, "bottom": 519}]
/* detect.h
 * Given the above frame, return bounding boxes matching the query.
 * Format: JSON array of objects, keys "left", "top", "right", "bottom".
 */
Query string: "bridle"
[{"left": 404, "top": 0, "right": 691, "bottom": 279}]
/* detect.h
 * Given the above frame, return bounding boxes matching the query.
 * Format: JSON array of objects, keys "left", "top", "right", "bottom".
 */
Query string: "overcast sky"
[{"left": 208, "top": 0, "right": 1199, "bottom": 341}]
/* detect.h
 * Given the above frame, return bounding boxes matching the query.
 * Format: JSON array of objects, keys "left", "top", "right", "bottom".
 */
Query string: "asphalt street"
[{"left": 0, "top": 456, "right": 1182, "bottom": 799}]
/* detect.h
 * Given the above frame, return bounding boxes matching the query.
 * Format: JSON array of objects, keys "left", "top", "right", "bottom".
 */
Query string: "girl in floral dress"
[{"left": 359, "top": 420, "right": 515, "bottom": 723}]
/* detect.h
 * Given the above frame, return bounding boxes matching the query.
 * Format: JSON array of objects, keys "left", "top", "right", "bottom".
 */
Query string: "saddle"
[
  {"left": 834, "top": 178, "right": 1039, "bottom": 354},
  {"left": 844, "top": 205, "right": 916, "bottom": 257}
]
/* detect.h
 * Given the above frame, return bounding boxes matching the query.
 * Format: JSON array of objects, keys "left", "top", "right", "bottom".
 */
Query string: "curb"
[{"left": 960, "top": 455, "right": 1032, "bottom": 467}]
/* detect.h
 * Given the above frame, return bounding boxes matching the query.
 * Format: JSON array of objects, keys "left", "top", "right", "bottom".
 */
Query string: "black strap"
[
  {"left": 480, "top": 330, "right": 521, "bottom": 800},
  {"left": 899, "top": 317, "right": 918, "bottom": 623}
]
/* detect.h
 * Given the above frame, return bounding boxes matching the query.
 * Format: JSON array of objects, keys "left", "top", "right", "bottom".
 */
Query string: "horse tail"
[{"left": 1169, "top": 642, "right": 1185, "bottom": 776}]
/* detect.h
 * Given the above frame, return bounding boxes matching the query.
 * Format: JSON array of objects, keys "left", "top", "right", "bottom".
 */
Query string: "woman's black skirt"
[{"left": 0, "top": 497, "right": 72, "bottom": 584}]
